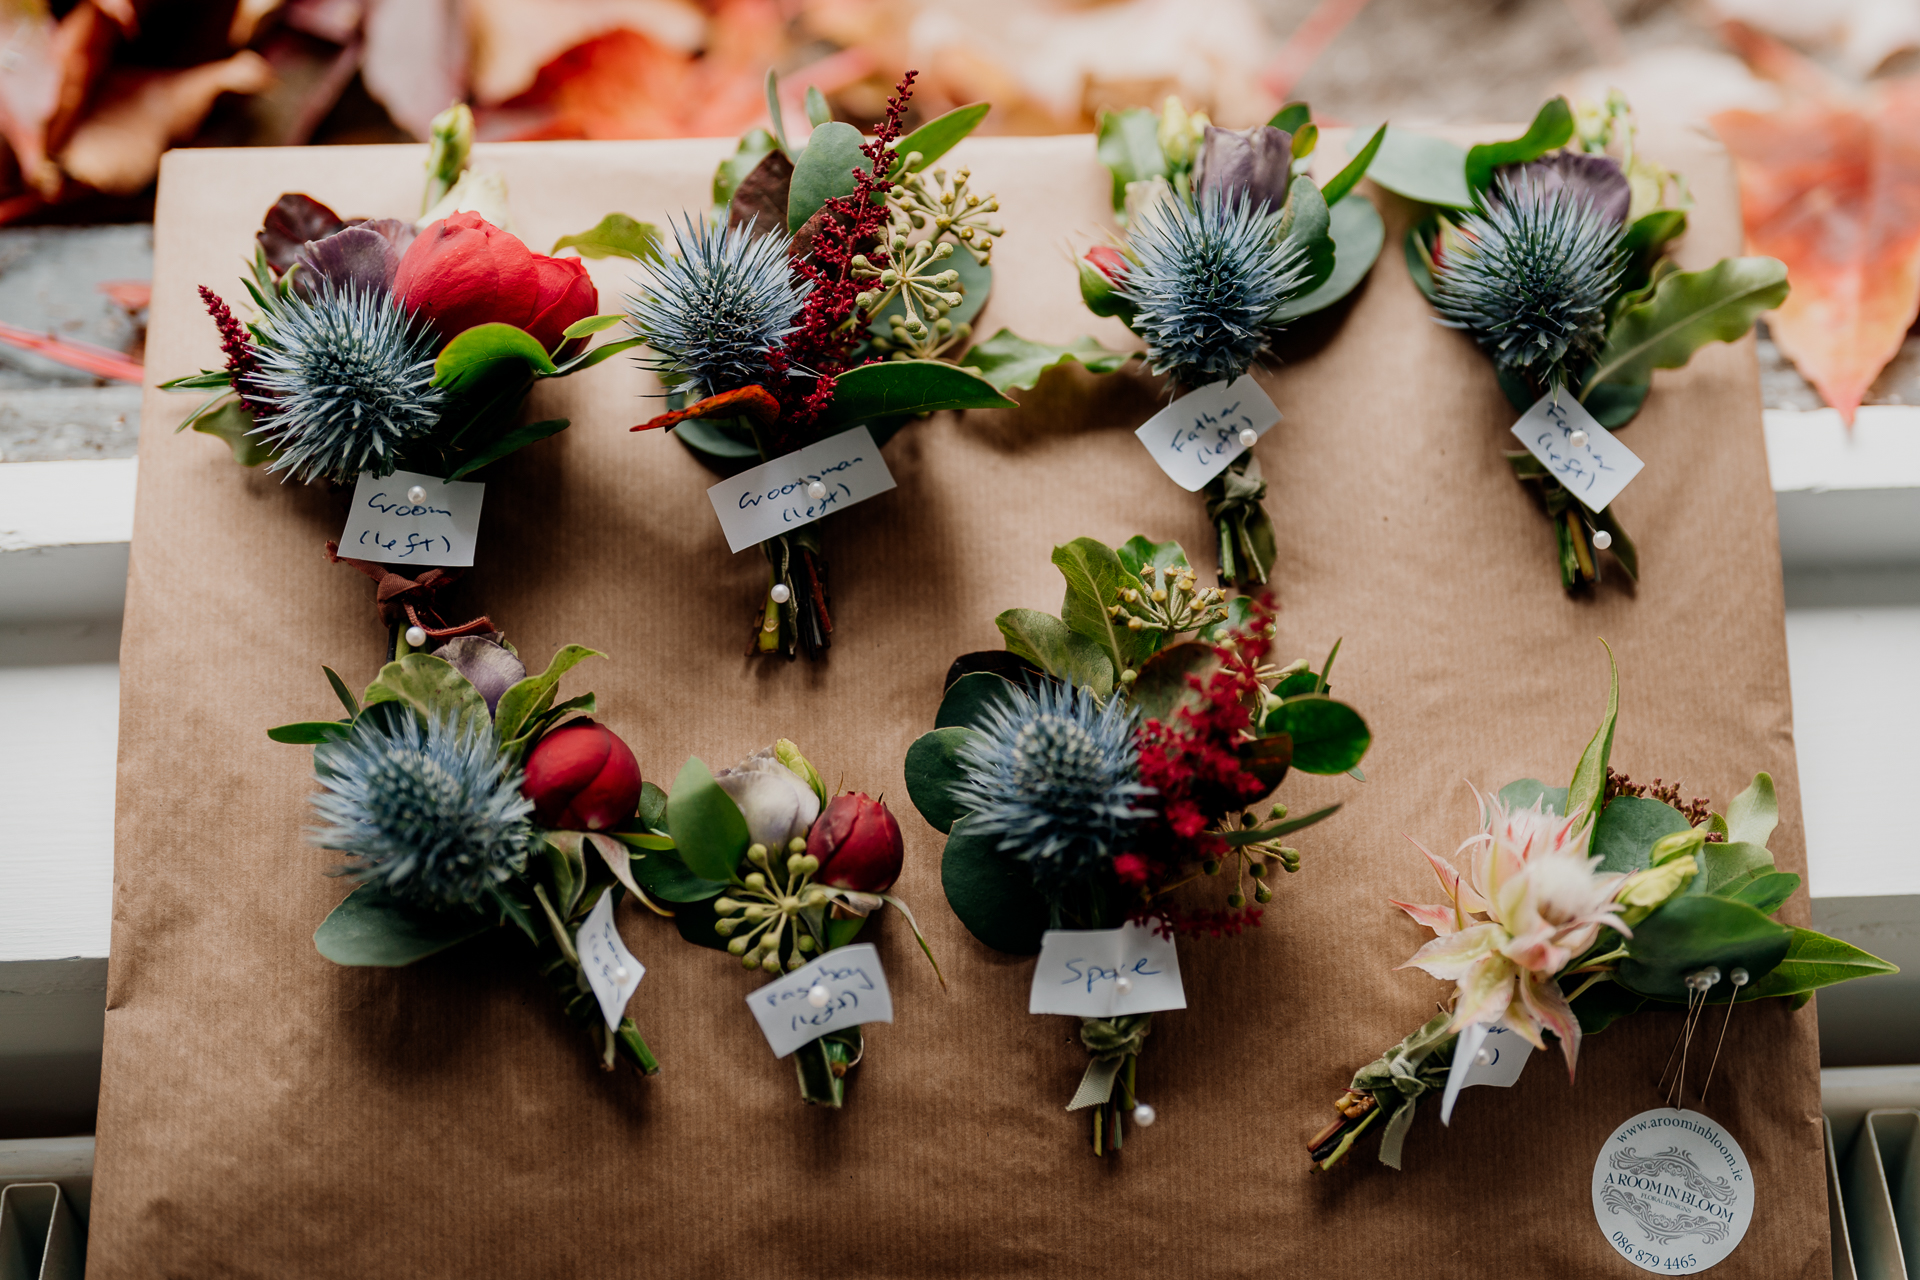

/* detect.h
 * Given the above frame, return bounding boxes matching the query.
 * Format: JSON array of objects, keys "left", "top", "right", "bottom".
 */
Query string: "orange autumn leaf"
[{"left": 1712, "top": 29, "right": 1920, "bottom": 424}]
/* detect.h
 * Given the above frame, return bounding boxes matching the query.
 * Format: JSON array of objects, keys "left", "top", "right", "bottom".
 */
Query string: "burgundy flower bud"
[
  {"left": 522, "top": 719, "right": 642, "bottom": 831},
  {"left": 1495, "top": 151, "right": 1631, "bottom": 227},
  {"left": 1084, "top": 244, "right": 1129, "bottom": 284},
  {"left": 1193, "top": 123, "right": 1295, "bottom": 214},
  {"left": 432, "top": 634, "right": 524, "bottom": 714},
  {"left": 807, "top": 793, "right": 904, "bottom": 894}
]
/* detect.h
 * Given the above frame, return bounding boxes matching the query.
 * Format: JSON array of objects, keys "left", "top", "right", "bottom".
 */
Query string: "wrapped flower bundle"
[
  {"left": 163, "top": 104, "right": 651, "bottom": 486},
  {"left": 270, "top": 637, "right": 671, "bottom": 1077},
  {"left": 624, "top": 70, "right": 1014, "bottom": 661},
  {"left": 904, "top": 534, "right": 1371, "bottom": 1154},
  {"left": 629, "top": 741, "right": 940, "bottom": 1107},
  {"left": 1308, "top": 645, "right": 1895, "bottom": 1172},
  {"left": 1377, "top": 94, "right": 1790, "bottom": 591}
]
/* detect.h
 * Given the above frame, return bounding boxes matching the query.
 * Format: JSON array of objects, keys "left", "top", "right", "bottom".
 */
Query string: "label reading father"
[
  {"left": 707, "top": 425, "right": 897, "bottom": 554},
  {"left": 576, "top": 889, "right": 645, "bottom": 1031},
  {"left": 1029, "top": 922, "right": 1187, "bottom": 1018},
  {"left": 1135, "top": 374, "right": 1283, "bottom": 492},
  {"left": 1439, "top": 1022, "right": 1533, "bottom": 1125},
  {"left": 338, "top": 469, "right": 485, "bottom": 567},
  {"left": 1510, "top": 392, "right": 1644, "bottom": 513},
  {"left": 746, "top": 943, "right": 893, "bottom": 1059},
  {"left": 1593, "top": 1108, "right": 1754, "bottom": 1274}
]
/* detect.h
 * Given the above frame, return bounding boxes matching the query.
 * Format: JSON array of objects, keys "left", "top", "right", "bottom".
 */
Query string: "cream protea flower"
[{"left": 1389, "top": 788, "right": 1629, "bottom": 1076}]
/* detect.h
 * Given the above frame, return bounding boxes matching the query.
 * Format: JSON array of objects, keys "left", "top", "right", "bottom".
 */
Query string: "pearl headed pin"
[
  {"left": 1568, "top": 429, "right": 1589, "bottom": 449},
  {"left": 769, "top": 583, "right": 792, "bottom": 605},
  {"left": 1114, "top": 975, "right": 1134, "bottom": 996},
  {"left": 1592, "top": 530, "right": 1614, "bottom": 550},
  {"left": 406, "top": 484, "right": 427, "bottom": 504},
  {"left": 1238, "top": 427, "right": 1259, "bottom": 448},
  {"left": 404, "top": 626, "right": 427, "bottom": 647},
  {"left": 807, "top": 480, "right": 828, "bottom": 501},
  {"left": 807, "top": 983, "right": 830, "bottom": 1008}
]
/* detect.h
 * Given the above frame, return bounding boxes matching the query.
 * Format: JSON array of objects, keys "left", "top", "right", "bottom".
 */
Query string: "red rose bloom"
[
  {"left": 394, "top": 212, "right": 601, "bottom": 355},
  {"left": 522, "top": 719, "right": 642, "bottom": 831},
  {"left": 807, "top": 793, "right": 904, "bottom": 894},
  {"left": 524, "top": 255, "right": 599, "bottom": 358}
]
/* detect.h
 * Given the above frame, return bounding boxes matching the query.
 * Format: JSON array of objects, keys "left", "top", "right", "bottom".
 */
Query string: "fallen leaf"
[
  {"left": 0, "top": 0, "right": 118, "bottom": 196},
  {"left": 1712, "top": 27, "right": 1920, "bottom": 423},
  {"left": 0, "top": 319, "right": 143, "bottom": 382},
  {"left": 465, "top": 0, "right": 705, "bottom": 106},
  {"left": 98, "top": 278, "right": 150, "bottom": 309},
  {"left": 1712, "top": 0, "right": 1920, "bottom": 79},
  {"left": 58, "top": 49, "right": 272, "bottom": 194}
]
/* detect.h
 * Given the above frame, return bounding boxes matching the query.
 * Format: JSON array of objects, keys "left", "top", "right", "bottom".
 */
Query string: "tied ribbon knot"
[
  {"left": 1202, "top": 453, "right": 1277, "bottom": 587},
  {"left": 1347, "top": 1011, "right": 1457, "bottom": 1169},
  {"left": 1067, "top": 1013, "right": 1153, "bottom": 1111},
  {"left": 325, "top": 541, "right": 495, "bottom": 640}
]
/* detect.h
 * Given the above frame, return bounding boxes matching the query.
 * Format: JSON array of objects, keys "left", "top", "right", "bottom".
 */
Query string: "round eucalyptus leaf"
[
  {"left": 941, "top": 816, "right": 1049, "bottom": 955},
  {"left": 905, "top": 726, "right": 978, "bottom": 835},
  {"left": 313, "top": 884, "right": 491, "bottom": 967},
  {"left": 1616, "top": 895, "right": 1792, "bottom": 1002},
  {"left": 1263, "top": 696, "right": 1370, "bottom": 774}
]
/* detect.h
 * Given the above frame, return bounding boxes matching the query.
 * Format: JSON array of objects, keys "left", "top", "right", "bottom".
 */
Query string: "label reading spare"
[
  {"left": 338, "top": 469, "right": 485, "bottom": 567},
  {"left": 1028, "top": 922, "right": 1187, "bottom": 1018},
  {"left": 1592, "top": 1107, "right": 1754, "bottom": 1274},
  {"left": 1134, "top": 374, "right": 1282, "bottom": 492},
  {"left": 1510, "top": 392, "right": 1644, "bottom": 513}
]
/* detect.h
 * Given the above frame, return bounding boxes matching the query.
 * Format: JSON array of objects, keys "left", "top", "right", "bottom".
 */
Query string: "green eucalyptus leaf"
[
  {"left": 1096, "top": 107, "right": 1168, "bottom": 218},
  {"left": 936, "top": 671, "right": 1022, "bottom": 732},
  {"left": 805, "top": 85, "right": 832, "bottom": 128},
  {"left": 941, "top": 815, "right": 1050, "bottom": 955},
  {"left": 1499, "top": 779, "right": 1567, "bottom": 816},
  {"left": 1580, "top": 257, "right": 1790, "bottom": 396},
  {"left": 267, "top": 720, "right": 351, "bottom": 744},
  {"left": 1725, "top": 773, "right": 1779, "bottom": 848},
  {"left": 1616, "top": 894, "right": 1792, "bottom": 1002},
  {"left": 672, "top": 416, "right": 762, "bottom": 475},
  {"left": 1464, "top": 96, "right": 1574, "bottom": 194},
  {"left": 1268, "top": 102, "right": 1311, "bottom": 134},
  {"left": 995, "top": 608, "right": 1114, "bottom": 698},
  {"left": 549, "top": 214, "right": 661, "bottom": 263},
  {"left": 1690, "top": 840, "right": 1777, "bottom": 899},
  {"left": 1731, "top": 871, "right": 1800, "bottom": 915},
  {"left": 1349, "top": 126, "right": 1472, "bottom": 209},
  {"left": 666, "top": 756, "right": 750, "bottom": 883},
  {"left": 1321, "top": 123, "right": 1385, "bottom": 206},
  {"left": 1262, "top": 696, "right": 1370, "bottom": 774},
  {"left": 362, "top": 654, "right": 488, "bottom": 735},
  {"left": 1739, "top": 927, "right": 1898, "bottom": 1001},
  {"left": 714, "top": 128, "right": 778, "bottom": 208},
  {"left": 957, "top": 328, "right": 1133, "bottom": 393},
  {"left": 1052, "top": 537, "right": 1153, "bottom": 676},
  {"left": 1591, "top": 796, "right": 1692, "bottom": 876},
  {"left": 495, "top": 644, "right": 603, "bottom": 747},
  {"left": 788, "top": 120, "right": 868, "bottom": 234},
  {"left": 313, "top": 884, "right": 490, "bottom": 966},
  {"left": 818, "top": 359, "right": 1013, "bottom": 429},
  {"left": 446, "top": 418, "right": 569, "bottom": 481},
  {"left": 432, "top": 323, "right": 556, "bottom": 394},
  {"left": 191, "top": 399, "right": 275, "bottom": 467},
  {"left": 1273, "top": 176, "right": 1335, "bottom": 298},
  {"left": 905, "top": 726, "right": 979, "bottom": 835},
  {"left": 1270, "top": 193, "right": 1383, "bottom": 323},
  {"left": 627, "top": 838, "right": 730, "bottom": 904},
  {"left": 893, "top": 102, "right": 991, "bottom": 173},
  {"left": 1566, "top": 640, "right": 1619, "bottom": 827}
]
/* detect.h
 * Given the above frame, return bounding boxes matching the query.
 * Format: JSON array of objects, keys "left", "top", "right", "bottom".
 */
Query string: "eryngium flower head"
[
  {"left": 1431, "top": 170, "right": 1627, "bottom": 385},
  {"left": 247, "top": 281, "right": 446, "bottom": 485},
  {"left": 309, "top": 710, "right": 533, "bottom": 908},
  {"left": 1117, "top": 188, "right": 1309, "bottom": 387},
  {"left": 954, "top": 680, "right": 1154, "bottom": 899},
  {"left": 625, "top": 214, "right": 808, "bottom": 397}
]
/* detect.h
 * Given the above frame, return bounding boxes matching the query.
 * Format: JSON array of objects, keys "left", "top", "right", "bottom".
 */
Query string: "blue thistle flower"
[
  {"left": 309, "top": 710, "right": 533, "bottom": 909},
  {"left": 954, "top": 680, "right": 1154, "bottom": 899},
  {"left": 1117, "top": 189, "right": 1310, "bottom": 387},
  {"left": 625, "top": 214, "right": 809, "bottom": 397},
  {"left": 247, "top": 280, "right": 446, "bottom": 485},
  {"left": 1431, "top": 170, "right": 1627, "bottom": 387}
]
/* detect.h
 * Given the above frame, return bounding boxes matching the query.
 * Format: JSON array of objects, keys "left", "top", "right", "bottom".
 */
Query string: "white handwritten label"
[
  {"left": 576, "top": 889, "right": 644, "bottom": 1031},
  {"left": 1510, "top": 392, "right": 1644, "bottom": 512},
  {"left": 1134, "top": 374, "right": 1282, "bottom": 492},
  {"left": 1593, "top": 1108, "right": 1753, "bottom": 1274},
  {"left": 1439, "top": 1022, "right": 1533, "bottom": 1124},
  {"left": 706, "top": 426, "right": 897, "bottom": 554},
  {"left": 745, "top": 942, "right": 894, "bottom": 1058},
  {"left": 338, "top": 469, "right": 484, "bottom": 567},
  {"left": 1028, "top": 922, "right": 1187, "bottom": 1018}
]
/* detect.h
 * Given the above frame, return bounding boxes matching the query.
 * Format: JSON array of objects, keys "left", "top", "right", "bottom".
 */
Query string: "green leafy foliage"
[
  {"left": 714, "top": 128, "right": 778, "bottom": 208},
  {"left": 1570, "top": 978, "right": 1646, "bottom": 1034},
  {"left": 1220, "top": 803, "right": 1342, "bottom": 846},
  {"left": 763, "top": 68, "right": 793, "bottom": 159},
  {"left": 1095, "top": 107, "right": 1168, "bottom": 218},
  {"left": 1740, "top": 927, "right": 1899, "bottom": 1001},
  {"left": 665, "top": 756, "right": 749, "bottom": 883},
  {"left": 1688, "top": 841, "right": 1776, "bottom": 899},
  {"left": 1052, "top": 537, "right": 1154, "bottom": 676},
  {"left": 1566, "top": 640, "right": 1618, "bottom": 827},
  {"left": 1499, "top": 778, "right": 1568, "bottom": 816},
  {"left": 870, "top": 251, "right": 992, "bottom": 338},
  {"left": 1463, "top": 96, "right": 1574, "bottom": 195},
  {"left": 446, "top": 418, "right": 570, "bottom": 481},
  {"left": 361, "top": 653, "right": 489, "bottom": 735},
  {"left": 1616, "top": 894, "right": 1792, "bottom": 1001},
  {"left": 1274, "top": 176, "right": 1335, "bottom": 298},
  {"left": 1591, "top": 796, "right": 1692, "bottom": 875},
  {"left": 1268, "top": 102, "right": 1311, "bottom": 133},
  {"left": 1322, "top": 124, "right": 1386, "bottom": 206},
  {"left": 624, "top": 838, "right": 729, "bottom": 904},
  {"left": 958, "top": 329, "right": 1134, "bottom": 393},
  {"left": 495, "top": 644, "right": 602, "bottom": 748},
  {"left": 1580, "top": 257, "right": 1790, "bottom": 398},
  {"left": 940, "top": 815, "right": 1050, "bottom": 954},
  {"left": 892, "top": 103, "right": 990, "bottom": 174},
  {"left": 432, "top": 323, "right": 556, "bottom": 393},
  {"left": 190, "top": 399, "right": 275, "bottom": 467},
  {"left": 935, "top": 671, "right": 1022, "bottom": 732},
  {"left": 1261, "top": 696, "right": 1370, "bottom": 774},
  {"left": 1130, "top": 642, "right": 1219, "bottom": 726},
  {"left": 787, "top": 121, "right": 868, "bottom": 234},
  {"left": 1350, "top": 126, "right": 1472, "bottom": 209},
  {"left": 1271, "top": 194, "right": 1384, "bottom": 323},
  {"left": 549, "top": 214, "right": 662, "bottom": 263},
  {"left": 1731, "top": 872, "right": 1801, "bottom": 915},
  {"left": 905, "top": 726, "right": 979, "bottom": 835},
  {"left": 1114, "top": 536, "right": 1189, "bottom": 578},
  {"left": 314, "top": 884, "right": 490, "bottom": 966},
  {"left": 267, "top": 720, "right": 352, "bottom": 744},
  {"left": 817, "top": 359, "right": 1014, "bottom": 429},
  {"left": 995, "top": 608, "right": 1115, "bottom": 699},
  {"left": 1725, "top": 773, "right": 1779, "bottom": 847},
  {"left": 1619, "top": 209, "right": 1687, "bottom": 297}
]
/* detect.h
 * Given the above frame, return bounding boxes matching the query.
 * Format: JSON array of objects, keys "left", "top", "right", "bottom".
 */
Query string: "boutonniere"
[
  {"left": 1308, "top": 644, "right": 1894, "bottom": 1172},
  {"left": 961, "top": 100, "right": 1383, "bottom": 590},
  {"left": 162, "top": 104, "right": 648, "bottom": 492},
  {"left": 1374, "top": 94, "right": 1788, "bottom": 592},
  {"left": 903, "top": 533, "right": 1371, "bottom": 1154},
  {"left": 271, "top": 632, "right": 672, "bottom": 1078},
  {"left": 623, "top": 70, "right": 1014, "bottom": 661},
  {"left": 628, "top": 742, "right": 940, "bottom": 1107}
]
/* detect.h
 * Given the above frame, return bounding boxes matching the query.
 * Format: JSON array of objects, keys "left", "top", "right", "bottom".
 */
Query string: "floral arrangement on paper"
[
  {"left": 1370, "top": 94, "right": 1790, "bottom": 593},
  {"left": 1308, "top": 644, "right": 1895, "bottom": 1172},
  {"left": 161, "top": 104, "right": 654, "bottom": 487},
  {"left": 903, "top": 533, "right": 1371, "bottom": 1154},
  {"left": 270, "top": 636, "right": 675, "bottom": 1078},
  {"left": 627, "top": 740, "right": 940, "bottom": 1108},
  {"left": 621, "top": 70, "right": 1014, "bottom": 661}
]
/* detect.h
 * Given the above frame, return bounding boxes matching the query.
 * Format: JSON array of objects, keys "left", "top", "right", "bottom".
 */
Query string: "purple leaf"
[{"left": 433, "top": 635, "right": 526, "bottom": 714}]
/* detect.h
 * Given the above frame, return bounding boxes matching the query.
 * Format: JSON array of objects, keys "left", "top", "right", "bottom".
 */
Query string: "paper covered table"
[{"left": 92, "top": 129, "right": 1827, "bottom": 1278}]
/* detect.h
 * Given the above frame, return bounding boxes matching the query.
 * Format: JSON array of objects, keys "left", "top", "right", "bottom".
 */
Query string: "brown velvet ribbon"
[{"left": 324, "top": 541, "right": 495, "bottom": 640}]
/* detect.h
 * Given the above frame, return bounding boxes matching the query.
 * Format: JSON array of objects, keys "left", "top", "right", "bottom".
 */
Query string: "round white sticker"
[{"left": 1592, "top": 1108, "right": 1754, "bottom": 1274}]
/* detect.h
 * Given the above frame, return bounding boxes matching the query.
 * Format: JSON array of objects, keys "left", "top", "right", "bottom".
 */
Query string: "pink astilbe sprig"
[
  {"left": 198, "top": 285, "right": 269, "bottom": 416},
  {"left": 766, "top": 71, "right": 918, "bottom": 450}
]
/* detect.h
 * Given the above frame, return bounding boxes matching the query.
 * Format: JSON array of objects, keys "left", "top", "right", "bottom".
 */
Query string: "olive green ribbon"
[
  {"left": 1203, "top": 453, "right": 1277, "bottom": 588},
  {"left": 1067, "top": 1014, "right": 1153, "bottom": 1111},
  {"left": 1348, "top": 1012, "right": 1457, "bottom": 1169}
]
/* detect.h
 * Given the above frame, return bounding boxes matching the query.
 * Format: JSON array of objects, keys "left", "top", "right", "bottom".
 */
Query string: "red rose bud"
[
  {"left": 1084, "top": 244, "right": 1129, "bottom": 284},
  {"left": 807, "top": 793, "right": 904, "bottom": 894},
  {"left": 522, "top": 719, "right": 642, "bottom": 831},
  {"left": 394, "top": 210, "right": 540, "bottom": 347},
  {"left": 523, "top": 255, "right": 599, "bottom": 357}
]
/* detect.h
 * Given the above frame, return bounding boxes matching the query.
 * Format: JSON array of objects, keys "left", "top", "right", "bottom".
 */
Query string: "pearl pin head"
[
  {"left": 807, "top": 983, "right": 830, "bottom": 1009},
  {"left": 406, "top": 484, "right": 427, "bottom": 504},
  {"left": 404, "top": 625, "right": 427, "bottom": 648},
  {"left": 1238, "top": 427, "right": 1259, "bottom": 448},
  {"left": 1474, "top": 1048, "right": 1492, "bottom": 1066},
  {"left": 1568, "top": 429, "right": 1590, "bottom": 449},
  {"left": 769, "top": 583, "right": 791, "bottom": 605},
  {"left": 1132, "top": 1103, "right": 1156, "bottom": 1126},
  {"left": 1592, "top": 529, "right": 1614, "bottom": 550},
  {"left": 807, "top": 480, "right": 828, "bottom": 501},
  {"left": 1114, "top": 975, "right": 1134, "bottom": 995},
  {"left": 615, "top": 965, "right": 629, "bottom": 982}
]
